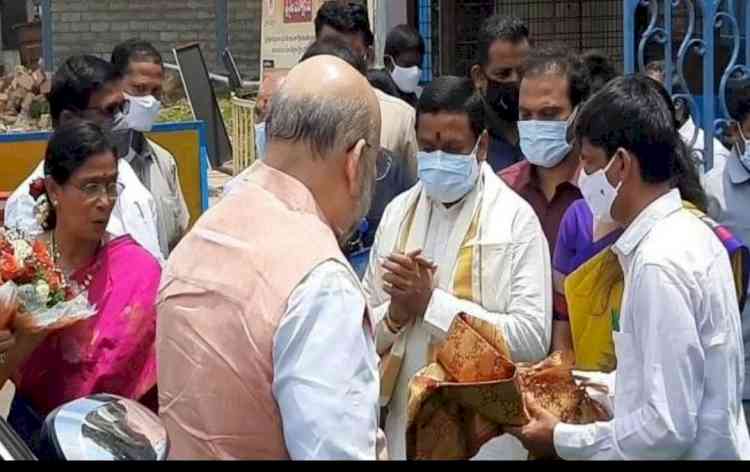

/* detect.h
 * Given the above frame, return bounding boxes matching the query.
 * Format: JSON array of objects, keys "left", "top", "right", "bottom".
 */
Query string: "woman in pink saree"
[{"left": 0, "top": 120, "right": 160, "bottom": 451}]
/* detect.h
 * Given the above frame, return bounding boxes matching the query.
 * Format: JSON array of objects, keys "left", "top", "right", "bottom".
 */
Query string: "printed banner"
[{"left": 260, "top": 0, "right": 326, "bottom": 77}]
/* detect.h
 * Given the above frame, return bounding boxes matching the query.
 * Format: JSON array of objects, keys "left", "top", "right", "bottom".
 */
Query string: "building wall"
[
  {"left": 50, "top": 0, "right": 261, "bottom": 79},
  {"left": 227, "top": 0, "right": 261, "bottom": 79}
]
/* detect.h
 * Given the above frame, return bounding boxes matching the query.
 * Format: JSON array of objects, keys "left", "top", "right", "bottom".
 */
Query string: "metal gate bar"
[{"left": 624, "top": 0, "right": 750, "bottom": 172}]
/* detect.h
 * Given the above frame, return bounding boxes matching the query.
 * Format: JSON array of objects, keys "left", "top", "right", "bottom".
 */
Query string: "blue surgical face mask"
[
  {"left": 518, "top": 119, "right": 572, "bottom": 168},
  {"left": 255, "top": 122, "right": 267, "bottom": 160},
  {"left": 417, "top": 139, "right": 481, "bottom": 204}
]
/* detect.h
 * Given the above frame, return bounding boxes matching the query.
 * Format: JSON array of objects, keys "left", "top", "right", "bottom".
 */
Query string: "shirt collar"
[
  {"left": 679, "top": 115, "right": 697, "bottom": 139},
  {"left": 518, "top": 160, "right": 579, "bottom": 198},
  {"left": 125, "top": 132, "right": 154, "bottom": 161},
  {"left": 727, "top": 148, "right": 750, "bottom": 184},
  {"left": 613, "top": 188, "right": 683, "bottom": 257}
]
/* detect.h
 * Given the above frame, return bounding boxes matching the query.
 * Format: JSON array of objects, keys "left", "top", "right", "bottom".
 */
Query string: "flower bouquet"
[{"left": 0, "top": 228, "right": 96, "bottom": 332}]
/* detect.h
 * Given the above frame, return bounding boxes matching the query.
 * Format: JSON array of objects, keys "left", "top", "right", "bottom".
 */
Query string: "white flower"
[
  {"left": 11, "top": 239, "right": 32, "bottom": 263},
  {"left": 34, "top": 194, "right": 50, "bottom": 228},
  {"left": 35, "top": 280, "right": 50, "bottom": 303}
]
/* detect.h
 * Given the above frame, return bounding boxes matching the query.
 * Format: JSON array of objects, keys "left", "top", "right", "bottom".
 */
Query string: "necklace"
[{"left": 50, "top": 232, "right": 95, "bottom": 292}]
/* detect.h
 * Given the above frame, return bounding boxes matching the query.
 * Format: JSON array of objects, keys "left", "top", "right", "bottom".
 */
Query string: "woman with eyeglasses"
[{"left": 1, "top": 120, "right": 161, "bottom": 453}]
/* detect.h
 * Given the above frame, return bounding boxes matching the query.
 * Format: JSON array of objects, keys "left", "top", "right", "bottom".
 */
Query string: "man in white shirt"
[
  {"left": 645, "top": 60, "right": 731, "bottom": 173},
  {"left": 223, "top": 70, "right": 288, "bottom": 196},
  {"left": 508, "top": 75, "right": 750, "bottom": 460},
  {"left": 157, "top": 55, "right": 384, "bottom": 459},
  {"left": 111, "top": 40, "right": 190, "bottom": 255},
  {"left": 4, "top": 55, "right": 162, "bottom": 263},
  {"left": 363, "top": 76, "right": 551, "bottom": 460}
]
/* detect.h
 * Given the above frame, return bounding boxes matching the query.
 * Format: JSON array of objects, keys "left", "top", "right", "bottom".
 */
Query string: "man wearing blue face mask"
[
  {"left": 499, "top": 45, "right": 591, "bottom": 351},
  {"left": 222, "top": 71, "right": 287, "bottom": 197},
  {"left": 705, "top": 77, "right": 750, "bottom": 427},
  {"left": 111, "top": 39, "right": 190, "bottom": 257},
  {"left": 363, "top": 76, "right": 551, "bottom": 460}
]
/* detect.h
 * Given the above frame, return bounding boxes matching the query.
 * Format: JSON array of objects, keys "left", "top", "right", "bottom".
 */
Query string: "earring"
[{"left": 52, "top": 200, "right": 58, "bottom": 207}]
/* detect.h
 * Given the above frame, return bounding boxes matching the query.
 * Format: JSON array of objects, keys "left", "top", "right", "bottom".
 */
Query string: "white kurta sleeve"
[
  {"left": 554, "top": 263, "right": 702, "bottom": 460},
  {"left": 273, "top": 260, "right": 379, "bottom": 460},
  {"left": 422, "top": 210, "right": 552, "bottom": 363}
]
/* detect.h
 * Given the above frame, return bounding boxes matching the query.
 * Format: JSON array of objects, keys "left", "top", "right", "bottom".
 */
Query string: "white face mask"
[
  {"left": 578, "top": 154, "right": 622, "bottom": 224},
  {"left": 123, "top": 93, "right": 162, "bottom": 132},
  {"left": 388, "top": 58, "right": 421, "bottom": 94}
]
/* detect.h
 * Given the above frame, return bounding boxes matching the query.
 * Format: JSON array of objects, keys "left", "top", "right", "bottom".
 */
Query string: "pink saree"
[{"left": 13, "top": 235, "right": 160, "bottom": 416}]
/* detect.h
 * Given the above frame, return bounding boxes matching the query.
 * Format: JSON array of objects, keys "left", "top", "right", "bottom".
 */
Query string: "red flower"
[
  {"left": 0, "top": 253, "right": 21, "bottom": 282},
  {"left": 32, "top": 240, "right": 53, "bottom": 269},
  {"left": 0, "top": 238, "right": 11, "bottom": 256},
  {"left": 29, "top": 178, "right": 46, "bottom": 201}
]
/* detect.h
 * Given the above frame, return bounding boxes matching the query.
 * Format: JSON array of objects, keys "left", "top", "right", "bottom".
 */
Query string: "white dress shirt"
[
  {"left": 679, "top": 116, "right": 730, "bottom": 174},
  {"left": 4, "top": 159, "right": 163, "bottom": 264},
  {"left": 272, "top": 260, "right": 380, "bottom": 460},
  {"left": 554, "top": 189, "right": 750, "bottom": 460}
]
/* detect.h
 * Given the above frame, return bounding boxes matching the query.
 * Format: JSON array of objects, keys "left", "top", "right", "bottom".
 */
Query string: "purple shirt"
[
  {"left": 553, "top": 199, "right": 621, "bottom": 276},
  {"left": 552, "top": 199, "right": 621, "bottom": 321}
]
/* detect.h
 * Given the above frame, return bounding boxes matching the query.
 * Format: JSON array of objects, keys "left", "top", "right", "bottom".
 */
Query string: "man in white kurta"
[{"left": 363, "top": 76, "right": 552, "bottom": 460}]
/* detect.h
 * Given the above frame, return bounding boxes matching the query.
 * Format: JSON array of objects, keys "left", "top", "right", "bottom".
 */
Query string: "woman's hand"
[
  {"left": 0, "top": 330, "right": 14, "bottom": 357},
  {"left": 0, "top": 327, "right": 47, "bottom": 387}
]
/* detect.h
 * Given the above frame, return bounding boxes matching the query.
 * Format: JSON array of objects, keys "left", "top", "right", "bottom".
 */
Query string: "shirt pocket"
[{"left": 476, "top": 242, "right": 514, "bottom": 313}]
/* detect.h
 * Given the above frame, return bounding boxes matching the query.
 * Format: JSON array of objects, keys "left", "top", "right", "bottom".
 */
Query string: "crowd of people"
[{"left": 1, "top": 0, "right": 750, "bottom": 460}]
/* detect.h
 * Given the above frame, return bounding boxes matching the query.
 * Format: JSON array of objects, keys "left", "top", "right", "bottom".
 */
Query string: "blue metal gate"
[{"left": 624, "top": 0, "right": 750, "bottom": 171}]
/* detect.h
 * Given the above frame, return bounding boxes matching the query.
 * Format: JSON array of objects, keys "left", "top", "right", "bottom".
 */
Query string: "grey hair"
[{"left": 266, "top": 90, "right": 375, "bottom": 158}]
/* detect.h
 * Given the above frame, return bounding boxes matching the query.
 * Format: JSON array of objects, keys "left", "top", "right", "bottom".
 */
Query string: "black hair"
[
  {"left": 367, "top": 69, "right": 400, "bottom": 97},
  {"left": 41, "top": 119, "right": 117, "bottom": 230},
  {"left": 476, "top": 14, "right": 529, "bottom": 67},
  {"left": 47, "top": 55, "right": 122, "bottom": 127},
  {"left": 417, "top": 76, "right": 485, "bottom": 139},
  {"left": 581, "top": 49, "right": 619, "bottom": 94},
  {"left": 727, "top": 77, "right": 750, "bottom": 125},
  {"left": 385, "top": 24, "right": 425, "bottom": 60},
  {"left": 575, "top": 75, "right": 706, "bottom": 209},
  {"left": 522, "top": 44, "right": 592, "bottom": 109},
  {"left": 300, "top": 36, "right": 368, "bottom": 76},
  {"left": 314, "top": 1, "right": 374, "bottom": 47},
  {"left": 111, "top": 39, "right": 163, "bottom": 76}
]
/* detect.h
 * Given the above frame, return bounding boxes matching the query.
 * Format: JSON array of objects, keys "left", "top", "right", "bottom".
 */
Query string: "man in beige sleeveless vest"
[{"left": 157, "top": 55, "right": 383, "bottom": 459}]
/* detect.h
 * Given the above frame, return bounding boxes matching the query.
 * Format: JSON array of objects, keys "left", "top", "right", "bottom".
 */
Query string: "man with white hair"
[{"left": 157, "top": 55, "right": 384, "bottom": 459}]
